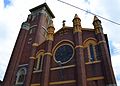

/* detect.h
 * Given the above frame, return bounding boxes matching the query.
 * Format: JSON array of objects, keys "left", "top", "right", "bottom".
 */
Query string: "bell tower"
[
  {"left": 28, "top": 3, "right": 55, "bottom": 44},
  {"left": 2, "top": 3, "right": 55, "bottom": 86}
]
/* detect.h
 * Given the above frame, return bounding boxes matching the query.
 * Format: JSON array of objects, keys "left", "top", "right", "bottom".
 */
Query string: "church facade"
[{"left": 2, "top": 3, "right": 116, "bottom": 86}]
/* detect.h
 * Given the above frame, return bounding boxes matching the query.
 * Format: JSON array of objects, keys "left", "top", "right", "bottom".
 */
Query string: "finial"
[
  {"left": 73, "top": 14, "right": 82, "bottom": 33},
  {"left": 93, "top": 15, "right": 99, "bottom": 21},
  {"left": 73, "top": 14, "right": 81, "bottom": 21},
  {"left": 93, "top": 15, "right": 101, "bottom": 25},
  {"left": 74, "top": 14, "right": 79, "bottom": 18},
  {"left": 62, "top": 20, "right": 66, "bottom": 27},
  {"left": 93, "top": 15, "right": 103, "bottom": 34}
]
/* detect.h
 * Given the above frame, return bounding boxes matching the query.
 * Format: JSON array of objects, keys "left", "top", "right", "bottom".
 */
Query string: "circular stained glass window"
[{"left": 54, "top": 44, "right": 74, "bottom": 64}]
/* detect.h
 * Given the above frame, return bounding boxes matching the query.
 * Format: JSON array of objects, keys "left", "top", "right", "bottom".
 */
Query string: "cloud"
[
  {"left": 4, "top": 0, "right": 11, "bottom": 8},
  {"left": 84, "top": 0, "right": 90, "bottom": 4},
  {"left": 109, "top": 41, "right": 120, "bottom": 56},
  {"left": 112, "top": 53, "right": 120, "bottom": 85},
  {"left": 97, "top": 1, "right": 120, "bottom": 85}
]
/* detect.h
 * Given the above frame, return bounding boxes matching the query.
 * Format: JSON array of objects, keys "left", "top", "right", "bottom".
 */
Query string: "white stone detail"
[
  {"left": 21, "top": 22, "right": 30, "bottom": 30},
  {"left": 18, "top": 64, "right": 28, "bottom": 67},
  {"left": 30, "top": 25, "right": 37, "bottom": 29}
]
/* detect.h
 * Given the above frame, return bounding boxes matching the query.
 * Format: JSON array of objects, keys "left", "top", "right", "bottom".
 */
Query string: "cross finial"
[{"left": 62, "top": 20, "right": 66, "bottom": 27}]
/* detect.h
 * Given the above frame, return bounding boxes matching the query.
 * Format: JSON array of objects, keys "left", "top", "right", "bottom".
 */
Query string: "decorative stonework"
[
  {"left": 32, "top": 43, "right": 39, "bottom": 47},
  {"left": 34, "top": 51, "right": 44, "bottom": 71},
  {"left": 21, "top": 22, "right": 30, "bottom": 30},
  {"left": 73, "top": 14, "right": 82, "bottom": 33},
  {"left": 29, "top": 57, "right": 36, "bottom": 59},
  {"left": 46, "top": 20, "right": 55, "bottom": 41},
  {"left": 93, "top": 16, "right": 103, "bottom": 34}
]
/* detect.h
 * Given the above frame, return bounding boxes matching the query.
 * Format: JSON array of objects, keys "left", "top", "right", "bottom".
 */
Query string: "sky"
[{"left": 0, "top": 0, "right": 120, "bottom": 85}]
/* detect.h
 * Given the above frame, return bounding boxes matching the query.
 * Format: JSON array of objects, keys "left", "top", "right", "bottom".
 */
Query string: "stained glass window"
[
  {"left": 89, "top": 44, "right": 95, "bottom": 61},
  {"left": 15, "top": 68, "right": 26, "bottom": 86},
  {"left": 55, "top": 44, "right": 74, "bottom": 64}
]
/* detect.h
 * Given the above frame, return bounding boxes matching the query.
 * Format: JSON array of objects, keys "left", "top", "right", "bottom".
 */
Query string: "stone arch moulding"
[
  {"left": 83, "top": 37, "right": 97, "bottom": 47},
  {"left": 52, "top": 39, "right": 74, "bottom": 54}
]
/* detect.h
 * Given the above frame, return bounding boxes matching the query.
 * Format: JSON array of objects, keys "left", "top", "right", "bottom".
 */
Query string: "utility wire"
[{"left": 58, "top": 0, "right": 120, "bottom": 25}]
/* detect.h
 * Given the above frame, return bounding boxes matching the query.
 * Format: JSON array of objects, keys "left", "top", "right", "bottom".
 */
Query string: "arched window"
[
  {"left": 83, "top": 38, "right": 97, "bottom": 62},
  {"left": 34, "top": 51, "right": 44, "bottom": 71},
  {"left": 15, "top": 67, "right": 27, "bottom": 86},
  {"left": 89, "top": 44, "right": 96, "bottom": 61}
]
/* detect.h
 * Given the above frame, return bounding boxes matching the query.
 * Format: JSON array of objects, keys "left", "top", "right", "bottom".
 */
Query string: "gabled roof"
[{"left": 29, "top": 3, "right": 55, "bottom": 18}]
